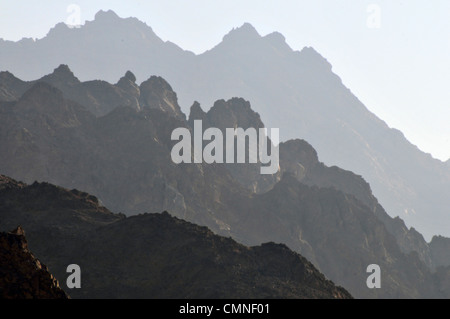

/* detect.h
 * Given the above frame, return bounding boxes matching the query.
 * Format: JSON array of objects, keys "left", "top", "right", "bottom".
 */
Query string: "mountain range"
[
  {"left": 1, "top": 10, "right": 449, "bottom": 239},
  {"left": 0, "top": 175, "right": 351, "bottom": 299},
  {"left": 1, "top": 67, "right": 450, "bottom": 298}
]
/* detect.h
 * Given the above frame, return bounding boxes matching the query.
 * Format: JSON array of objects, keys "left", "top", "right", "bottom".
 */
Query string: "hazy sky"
[{"left": 1, "top": 0, "right": 449, "bottom": 161}]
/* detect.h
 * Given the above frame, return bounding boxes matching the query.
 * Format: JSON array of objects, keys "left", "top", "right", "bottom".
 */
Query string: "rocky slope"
[
  {"left": 0, "top": 175, "right": 351, "bottom": 299},
  {"left": 188, "top": 98, "right": 278, "bottom": 193},
  {"left": 0, "top": 226, "right": 68, "bottom": 299},
  {"left": 279, "top": 139, "right": 434, "bottom": 269},
  {"left": 190, "top": 97, "right": 435, "bottom": 270},
  {"left": 231, "top": 174, "right": 437, "bottom": 298}
]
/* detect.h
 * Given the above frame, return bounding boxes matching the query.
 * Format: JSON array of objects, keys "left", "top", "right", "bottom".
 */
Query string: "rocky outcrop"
[
  {"left": 139, "top": 76, "right": 185, "bottom": 119},
  {"left": 188, "top": 98, "right": 278, "bottom": 193},
  {"left": 39, "top": 64, "right": 80, "bottom": 88},
  {"left": 116, "top": 70, "right": 140, "bottom": 111},
  {"left": 0, "top": 227, "right": 68, "bottom": 299},
  {"left": 0, "top": 65, "right": 185, "bottom": 118}
]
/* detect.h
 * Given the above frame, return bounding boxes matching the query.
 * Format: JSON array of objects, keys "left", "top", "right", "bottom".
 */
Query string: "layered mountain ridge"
[
  {"left": 0, "top": 175, "right": 351, "bottom": 299},
  {"left": 0, "top": 67, "right": 449, "bottom": 298},
  {"left": 1, "top": 11, "right": 448, "bottom": 240}
]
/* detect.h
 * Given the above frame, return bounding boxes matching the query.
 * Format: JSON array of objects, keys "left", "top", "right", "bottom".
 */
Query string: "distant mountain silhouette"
[
  {"left": 0, "top": 175, "right": 351, "bottom": 299},
  {"left": 1, "top": 70, "right": 449, "bottom": 298},
  {"left": 1, "top": 11, "right": 448, "bottom": 239}
]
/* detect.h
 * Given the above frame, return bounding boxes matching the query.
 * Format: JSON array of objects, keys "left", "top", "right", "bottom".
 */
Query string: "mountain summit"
[
  {"left": 40, "top": 64, "right": 80, "bottom": 86},
  {"left": 223, "top": 23, "right": 261, "bottom": 42},
  {"left": 94, "top": 9, "right": 121, "bottom": 21}
]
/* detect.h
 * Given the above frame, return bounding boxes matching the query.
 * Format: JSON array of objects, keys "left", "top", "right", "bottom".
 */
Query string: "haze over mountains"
[
  {"left": 1, "top": 10, "right": 448, "bottom": 239},
  {"left": 1, "top": 9, "right": 450, "bottom": 300},
  {"left": 2, "top": 66, "right": 450, "bottom": 298}
]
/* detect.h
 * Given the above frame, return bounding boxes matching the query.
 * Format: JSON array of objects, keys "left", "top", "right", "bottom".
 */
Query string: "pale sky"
[{"left": 1, "top": 0, "right": 449, "bottom": 161}]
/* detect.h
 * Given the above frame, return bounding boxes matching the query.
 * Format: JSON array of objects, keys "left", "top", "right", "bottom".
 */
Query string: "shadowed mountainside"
[
  {"left": 0, "top": 226, "right": 69, "bottom": 299},
  {"left": 0, "top": 175, "right": 351, "bottom": 299}
]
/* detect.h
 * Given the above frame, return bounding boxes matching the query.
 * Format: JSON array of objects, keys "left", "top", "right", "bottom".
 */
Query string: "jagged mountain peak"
[
  {"left": 40, "top": 64, "right": 80, "bottom": 86},
  {"left": 263, "top": 31, "right": 293, "bottom": 54},
  {"left": 207, "top": 98, "right": 264, "bottom": 130},
  {"left": 123, "top": 70, "right": 136, "bottom": 83},
  {"left": 188, "top": 101, "right": 208, "bottom": 128},
  {"left": 47, "top": 22, "right": 70, "bottom": 36},
  {"left": 264, "top": 31, "right": 286, "bottom": 42},
  {"left": 189, "top": 101, "right": 206, "bottom": 118},
  {"left": 280, "top": 139, "right": 320, "bottom": 167},
  {"left": 94, "top": 9, "right": 121, "bottom": 21},
  {"left": 116, "top": 70, "right": 138, "bottom": 89},
  {"left": 298, "top": 46, "right": 333, "bottom": 71},
  {"left": 190, "top": 101, "right": 205, "bottom": 115},
  {"left": 141, "top": 75, "right": 174, "bottom": 90},
  {"left": 139, "top": 76, "right": 184, "bottom": 119},
  {"left": 115, "top": 71, "right": 140, "bottom": 109},
  {"left": 223, "top": 22, "right": 261, "bottom": 42},
  {"left": 52, "top": 64, "right": 76, "bottom": 76},
  {"left": 88, "top": 9, "right": 161, "bottom": 43}
]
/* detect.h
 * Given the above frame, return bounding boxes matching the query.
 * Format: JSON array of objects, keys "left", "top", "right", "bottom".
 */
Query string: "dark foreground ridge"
[
  {"left": 0, "top": 226, "right": 69, "bottom": 299},
  {"left": 0, "top": 175, "right": 351, "bottom": 299}
]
